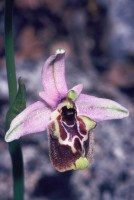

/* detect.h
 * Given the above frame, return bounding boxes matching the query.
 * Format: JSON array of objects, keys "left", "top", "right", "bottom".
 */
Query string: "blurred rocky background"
[{"left": 0, "top": 0, "right": 134, "bottom": 199}]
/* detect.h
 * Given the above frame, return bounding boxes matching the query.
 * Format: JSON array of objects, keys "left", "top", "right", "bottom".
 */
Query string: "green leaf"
[
  {"left": 5, "top": 78, "right": 26, "bottom": 131},
  {"left": 5, "top": 78, "right": 26, "bottom": 200}
]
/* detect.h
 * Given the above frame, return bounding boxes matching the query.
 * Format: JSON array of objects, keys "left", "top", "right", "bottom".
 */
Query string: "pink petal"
[
  {"left": 41, "top": 50, "right": 68, "bottom": 108},
  {"left": 70, "top": 84, "right": 83, "bottom": 97},
  {"left": 75, "top": 94, "right": 129, "bottom": 122},
  {"left": 39, "top": 91, "right": 58, "bottom": 109},
  {"left": 67, "top": 84, "right": 83, "bottom": 101},
  {"left": 5, "top": 101, "right": 52, "bottom": 142}
]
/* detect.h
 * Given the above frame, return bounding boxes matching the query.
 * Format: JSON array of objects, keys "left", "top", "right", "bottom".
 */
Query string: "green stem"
[
  {"left": 5, "top": 0, "right": 17, "bottom": 102},
  {"left": 5, "top": 0, "right": 24, "bottom": 200}
]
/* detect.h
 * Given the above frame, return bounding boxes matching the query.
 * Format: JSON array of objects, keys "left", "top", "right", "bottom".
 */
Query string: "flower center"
[
  {"left": 51, "top": 98, "right": 76, "bottom": 121},
  {"left": 61, "top": 106, "right": 76, "bottom": 126}
]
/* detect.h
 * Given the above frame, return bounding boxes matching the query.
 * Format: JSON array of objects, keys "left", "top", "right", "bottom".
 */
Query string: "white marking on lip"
[
  {"left": 59, "top": 117, "right": 89, "bottom": 155},
  {"left": 62, "top": 120, "right": 75, "bottom": 127}
]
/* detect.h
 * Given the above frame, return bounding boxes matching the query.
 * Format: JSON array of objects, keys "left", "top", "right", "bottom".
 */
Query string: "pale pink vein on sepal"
[
  {"left": 53, "top": 52, "right": 68, "bottom": 96},
  {"left": 41, "top": 52, "right": 68, "bottom": 107},
  {"left": 75, "top": 94, "right": 129, "bottom": 122},
  {"left": 5, "top": 101, "right": 52, "bottom": 142}
]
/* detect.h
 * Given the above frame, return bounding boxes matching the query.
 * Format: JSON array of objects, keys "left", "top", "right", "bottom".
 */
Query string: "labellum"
[{"left": 48, "top": 97, "right": 96, "bottom": 172}]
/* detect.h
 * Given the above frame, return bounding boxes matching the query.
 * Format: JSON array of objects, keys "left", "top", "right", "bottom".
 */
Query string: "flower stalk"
[{"left": 5, "top": 0, "right": 24, "bottom": 199}]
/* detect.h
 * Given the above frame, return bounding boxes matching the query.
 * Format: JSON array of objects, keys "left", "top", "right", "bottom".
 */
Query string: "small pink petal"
[
  {"left": 5, "top": 101, "right": 52, "bottom": 142},
  {"left": 69, "top": 84, "right": 83, "bottom": 97},
  {"left": 41, "top": 50, "right": 68, "bottom": 108},
  {"left": 75, "top": 94, "right": 129, "bottom": 122}
]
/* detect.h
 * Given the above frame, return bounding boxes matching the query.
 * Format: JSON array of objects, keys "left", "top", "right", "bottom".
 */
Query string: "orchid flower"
[{"left": 5, "top": 49, "right": 129, "bottom": 172}]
